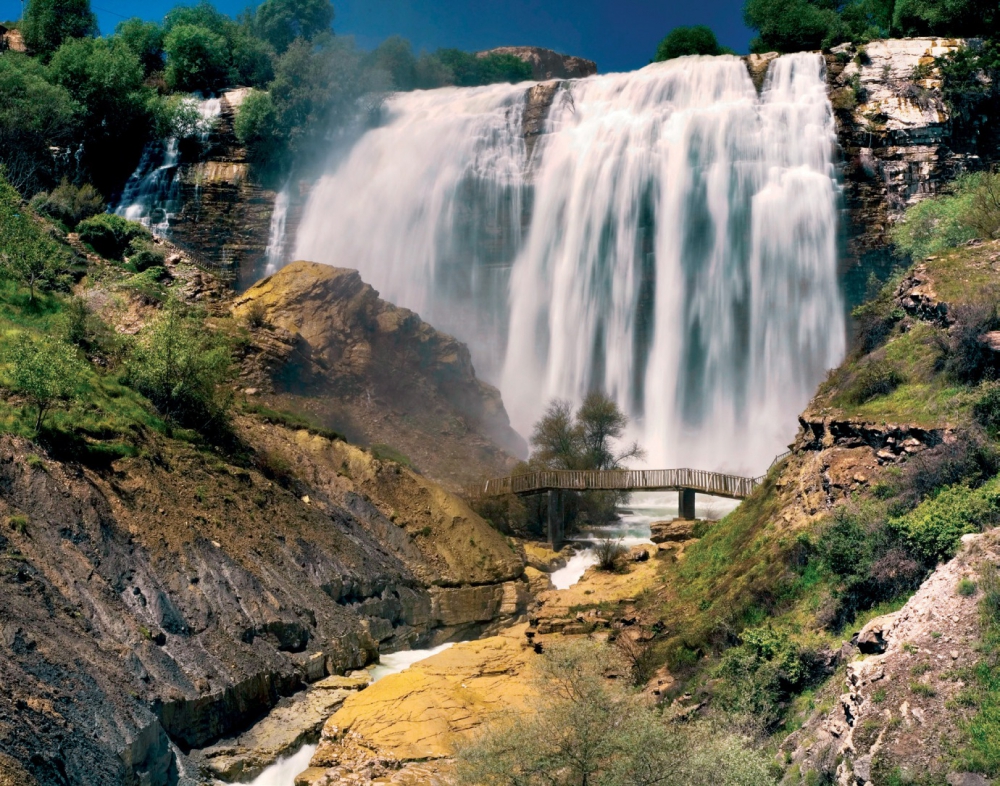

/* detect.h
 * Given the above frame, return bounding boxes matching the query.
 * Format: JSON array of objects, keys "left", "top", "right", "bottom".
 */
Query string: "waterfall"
[
  {"left": 294, "top": 54, "right": 844, "bottom": 475},
  {"left": 113, "top": 96, "right": 222, "bottom": 232},
  {"left": 264, "top": 187, "right": 291, "bottom": 274}
]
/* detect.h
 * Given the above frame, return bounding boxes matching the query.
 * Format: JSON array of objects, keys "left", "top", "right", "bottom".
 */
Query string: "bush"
[
  {"left": 716, "top": 625, "right": 810, "bottom": 731},
  {"left": 470, "top": 492, "right": 527, "bottom": 536},
  {"left": 30, "top": 180, "right": 103, "bottom": 228},
  {"left": 234, "top": 89, "right": 281, "bottom": 167},
  {"left": 958, "top": 578, "right": 979, "bottom": 596},
  {"left": 125, "top": 238, "right": 166, "bottom": 273},
  {"left": 434, "top": 49, "right": 532, "bottom": 87},
  {"left": 371, "top": 442, "right": 414, "bottom": 469},
  {"left": 943, "top": 302, "right": 1000, "bottom": 385},
  {"left": 850, "top": 270, "right": 906, "bottom": 355},
  {"left": 654, "top": 26, "right": 732, "bottom": 61},
  {"left": 974, "top": 385, "right": 1000, "bottom": 436},
  {"left": 890, "top": 481, "right": 1000, "bottom": 563},
  {"left": 77, "top": 214, "right": 150, "bottom": 260},
  {"left": 595, "top": 537, "right": 628, "bottom": 572}
]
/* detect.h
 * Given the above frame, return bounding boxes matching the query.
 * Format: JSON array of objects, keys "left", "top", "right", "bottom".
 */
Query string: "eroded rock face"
[
  {"left": 234, "top": 261, "right": 527, "bottom": 486},
  {"left": 782, "top": 532, "right": 1000, "bottom": 785},
  {"left": 826, "top": 38, "right": 1000, "bottom": 252},
  {"left": 478, "top": 46, "right": 597, "bottom": 80}
]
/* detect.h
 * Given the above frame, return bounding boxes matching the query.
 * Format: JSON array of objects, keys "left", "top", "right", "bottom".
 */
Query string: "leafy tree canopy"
[
  {"left": 654, "top": 26, "right": 734, "bottom": 61},
  {"left": 22, "top": 0, "right": 97, "bottom": 58},
  {"left": 114, "top": 18, "right": 166, "bottom": 77},
  {"left": 1, "top": 334, "right": 82, "bottom": 432},
  {"left": 253, "top": 0, "right": 334, "bottom": 55}
]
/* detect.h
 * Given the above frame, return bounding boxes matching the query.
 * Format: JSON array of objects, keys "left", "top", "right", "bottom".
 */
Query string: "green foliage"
[
  {"left": 125, "top": 239, "right": 166, "bottom": 274},
  {"left": 889, "top": 481, "right": 1000, "bottom": 563},
  {"left": 77, "top": 214, "right": 150, "bottom": 260},
  {"left": 469, "top": 492, "right": 527, "bottom": 535},
  {"left": 164, "top": 23, "right": 231, "bottom": 92},
  {"left": 22, "top": 0, "right": 97, "bottom": 58},
  {"left": 890, "top": 174, "right": 995, "bottom": 260},
  {"left": 234, "top": 89, "right": 282, "bottom": 166},
  {"left": 0, "top": 333, "right": 83, "bottom": 432},
  {"left": 849, "top": 359, "right": 905, "bottom": 403},
  {"left": 8, "top": 514, "right": 29, "bottom": 533},
  {"left": 0, "top": 174, "right": 71, "bottom": 303},
  {"left": 454, "top": 639, "right": 776, "bottom": 786},
  {"left": 530, "top": 393, "right": 643, "bottom": 472},
  {"left": 654, "top": 26, "right": 733, "bottom": 61},
  {"left": 743, "top": 0, "right": 839, "bottom": 53},
  {"left": 943, "top": 302, "right": 1000, "bottom": 385},
  {"left": 595, "top": 538, "right": 628, "bottom": 572},
  {"left": 29, "top": 179, "right": 103, "bottom": 228},
  {"left": 370, "top": 35, "right": 418, "bottom": 90},
  {"left": 434, "top": 49, "right": 532, "bottom": 87},
  {"left": 253, "top": 0, "right": 333, "bottom": 55},
  {"left": 974, "top": 384, "right": 1000, "bottom": 437},
  {"left": 958, "top": 578, "right": 979, "bottom": 596},
  {"left": 0, "top": 53, "right": 78, "bottom": 194},
  {"left": 716, "top": 625, "right": 810, "bottom": 730},
  {"left": 123, "top": 305, "right": 233, "bottom": 433},
  {"left": 114, "top": 18, "right": 166, "bottom": 78},
  {"left": 47, "top": 36, "right": 163, "bottom": 191},
  {"left": 893, "top": 0, "right": 999, "bottom": 37}
]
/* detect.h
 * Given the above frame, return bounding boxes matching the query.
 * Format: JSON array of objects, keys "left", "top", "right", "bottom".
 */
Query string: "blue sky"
[{"left": 0, "top": 0, "right": 753, "bottom": 73}]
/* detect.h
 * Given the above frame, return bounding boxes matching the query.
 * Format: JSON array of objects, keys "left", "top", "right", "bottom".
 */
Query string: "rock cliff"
[
  {"left": 233, "top": 261, "right": 527, "bottom": 487},
  {"left": 825, "top": 38, "right": 1000, "bottom": 252}
]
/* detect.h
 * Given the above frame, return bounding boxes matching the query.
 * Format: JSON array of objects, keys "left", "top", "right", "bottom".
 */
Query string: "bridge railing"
[{"left": 469, "top": 468, "right": 761, "bottom": 500}]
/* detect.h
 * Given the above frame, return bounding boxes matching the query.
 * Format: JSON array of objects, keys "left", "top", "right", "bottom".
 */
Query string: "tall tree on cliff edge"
[
  {"left": 653, "top": 25, "right": 734, "bottom": 61},
  {"left": 253, "top": 0, "right": 334, "bottom": 55},
  {"left": 22, "top": 0, "right": 97, "bottom": 58}
]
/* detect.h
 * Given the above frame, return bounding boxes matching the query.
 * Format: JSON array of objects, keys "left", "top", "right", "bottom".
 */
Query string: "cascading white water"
[
  {"left": 264, "top": 187, "right": 291, "bottom": 274},
  {"left": 294, "top": 54, "right": 844, "bottom": 475},
  {"left": 113, "top": 96, "right": 222, "bottom": 232}
]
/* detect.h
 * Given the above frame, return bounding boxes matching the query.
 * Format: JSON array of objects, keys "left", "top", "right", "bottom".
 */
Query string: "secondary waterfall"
[{"left": 294, "top": 53, "right": 844, "bottom": 474}]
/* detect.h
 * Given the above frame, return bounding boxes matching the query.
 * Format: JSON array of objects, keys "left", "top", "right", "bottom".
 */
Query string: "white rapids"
[{"left": 293, "top": 53, "right": 844, "bottom": 476}]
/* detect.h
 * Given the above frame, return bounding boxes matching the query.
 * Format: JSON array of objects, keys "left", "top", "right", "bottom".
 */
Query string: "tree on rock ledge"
[
  {"left": 22, "top": 0, "right": 98, "bottom": 58},
  {"left": 653, "top": 25, "right": 734, "bottom": 62}
]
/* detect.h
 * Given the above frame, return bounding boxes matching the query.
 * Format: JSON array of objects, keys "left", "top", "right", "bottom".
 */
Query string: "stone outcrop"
[
  {"left": 478, "top": 46, "right": 597, "bottom": 81},
  {"left": 782, "top": 531, "right": 999, "bottom": 785},
  {"left": 826, "top": 38, "right": 1000, "bottom": 252},
  {"left": 234, "top": 261, "right": 527, "bottom": 486}
]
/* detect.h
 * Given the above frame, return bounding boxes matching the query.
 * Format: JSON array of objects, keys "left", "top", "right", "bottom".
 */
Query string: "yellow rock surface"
[{"left": 319, "top": 625, "right": 536, "bottom": 762}]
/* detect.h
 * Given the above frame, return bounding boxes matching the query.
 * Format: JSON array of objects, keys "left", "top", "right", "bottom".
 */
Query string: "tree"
[
  {"left": 47, "top": 37, "right": 159, "bottom": 192},
  {"left": 22, "top": 0, "right": 97, "bottom": 58},
  {"left": 0, "top": 174, "right": 69, "bottom": 304},
  {"left": 124, "top": 305, "right": 233, "bottom": 432},
  {"left": 529, "top": 393, "right": 644, "bottom": 472},
  {"left": 234, "top": 89, "right": 281, "bottom": 166},
  {"left": 0, "top": 54, "right": 78, "bottom": 194},
  {"left": 114, "top": 18, "right": 166, "bottom": 77},
  {"left": 163, "top": 23, "right": 232, "bottom": 92},
  {"left": 2, "top": 334, "right": 82, "bottom": 433},
  {"left": 370, "top": 35, "right": 417, "bottom": 90},
  {"left": 743, "top": 0, "right": 838, "bottom": 53},
  {"left": 892, "top": 0, "right": 999, "bottom": 37},
  {"left": 454, "top": 640, "right": 776, "bottom": 786},
  {"left": 254, "top": 0, "right": 334, "bottom": 55},
  {"left": 654, "top": 25, "right": 733, "bottom": 61}
]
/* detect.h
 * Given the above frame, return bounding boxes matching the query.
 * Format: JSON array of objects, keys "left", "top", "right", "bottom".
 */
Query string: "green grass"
[
  {"left": 241, "top": 401, "right": 345, "bottom": 442},
  {"left": 371, "top": 442, "right": 414, "bottom": 469}
]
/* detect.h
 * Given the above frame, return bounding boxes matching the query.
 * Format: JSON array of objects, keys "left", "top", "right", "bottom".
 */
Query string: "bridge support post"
[
  {"left": 679, "top": 488, "right": 696, "bottom": 521},
  {"left": 547, "top": 490, "right": 564, "bottom": 550}
]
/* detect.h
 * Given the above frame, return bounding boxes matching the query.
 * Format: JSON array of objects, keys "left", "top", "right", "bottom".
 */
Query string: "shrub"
[
  {"left": 974, "top": 385, "right": 1000, "bottom": 436},
  {"left": 959, "top": 578, "right": 979, "bottom": 596},
  {"left": 654, "top": 26, "right": 732, "bottom": 61},
  {"left": 243, "top": 299, "right": 269, "bottom": 329},
  {"left": 890, "top": 174, "right": 996, "bottom": 260},
  {"left": 29, "top": 180, "right": 104, "bottom": 228},
  {"left": 851, "top": 270, "right": 906, "bottom": 355},
  {"left": 716, "top": 625, "right": 809, "bottom": 731},
  {"left": 8, "top": 514, "right": 28, "bottom": 534},
  {"left": 595, "top": 537, "right": 628, "bottom": 572},
  {"left": 125, "top": 238, "right": 166, "bottom": 273},
  {"left": 77, "top": 214, "right": 150, "bottom": 260},
  {"left": 890, "top": 482, "right": 1000, "bottom": 563},
  {"left": 470, "top": 493, "right": 527, "bottom": 536},
  {"left": 371, "top": 442, "right": 414, "bottom": 469},
  {"left": 943, "top": 302, "right": 1000, "bottom": 385}
]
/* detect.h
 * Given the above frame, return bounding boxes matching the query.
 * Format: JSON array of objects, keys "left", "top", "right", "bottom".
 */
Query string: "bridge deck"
[{"left": 470, "top": 468, "right": 762, "bottom": 500}]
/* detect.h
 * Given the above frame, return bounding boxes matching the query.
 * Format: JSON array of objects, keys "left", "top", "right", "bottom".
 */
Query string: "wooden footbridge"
[{"left": 469, "top": 464, "right": 779, "bottom": 548}]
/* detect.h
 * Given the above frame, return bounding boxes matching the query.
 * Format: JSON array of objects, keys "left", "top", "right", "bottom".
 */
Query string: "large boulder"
[{"left": 234, "top": 262, "right": 527, "bottom": 487}]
